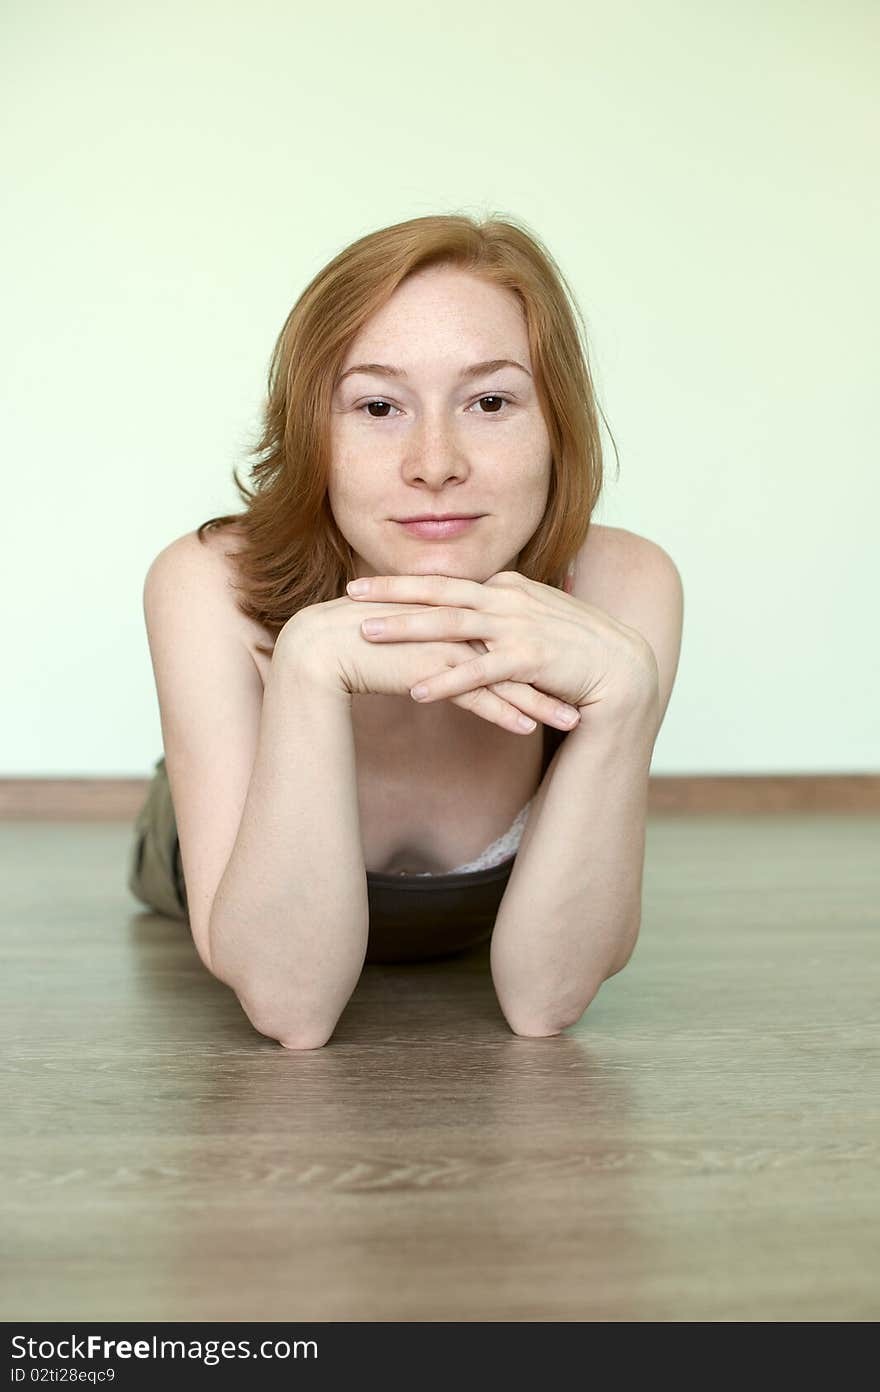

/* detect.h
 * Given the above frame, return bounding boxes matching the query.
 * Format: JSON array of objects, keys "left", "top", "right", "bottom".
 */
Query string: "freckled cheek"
[{"left": 327, "top": 472, "right": 387, "bottom": 525}]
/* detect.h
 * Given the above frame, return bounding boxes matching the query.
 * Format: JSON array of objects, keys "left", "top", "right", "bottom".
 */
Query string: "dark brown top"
[{"left": 364, "top": 723, "right": 569, "bottom": 963}]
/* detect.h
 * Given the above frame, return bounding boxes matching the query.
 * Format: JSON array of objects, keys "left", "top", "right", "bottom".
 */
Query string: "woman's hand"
[
  {"left": 345, "top": 569, "right": 659, "bottom": 719},
  {"left": 283, "top": 592, "right": 583, "bottom": 736}
]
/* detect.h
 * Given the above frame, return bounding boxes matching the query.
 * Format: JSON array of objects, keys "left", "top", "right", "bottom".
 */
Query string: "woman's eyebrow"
[{"left": 336, "top": 358, "right": 532, "bottom": 385}]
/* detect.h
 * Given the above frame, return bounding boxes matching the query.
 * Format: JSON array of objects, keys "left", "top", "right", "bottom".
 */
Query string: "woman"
[{"left": 128, "top": 212, "right": 681, "bottom": 1048}]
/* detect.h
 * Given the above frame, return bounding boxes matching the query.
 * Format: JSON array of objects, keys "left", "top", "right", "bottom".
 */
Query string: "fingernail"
[
  {"left": 557, "top": 707, "right": 579, "bottom": 725},
  {"left": 517, "top": 715, "right": 537, "bottom": 731},
  {"left": 411, "top": 684, "right": 429, "bottom": 700},
  {"left": 347, "top": 579, "right": 369, "bottom": 594}
]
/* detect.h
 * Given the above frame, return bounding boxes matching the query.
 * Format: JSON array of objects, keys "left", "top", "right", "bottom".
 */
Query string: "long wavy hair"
[{"left": 197, "top": 211, "right": 618, "bottom": 658}]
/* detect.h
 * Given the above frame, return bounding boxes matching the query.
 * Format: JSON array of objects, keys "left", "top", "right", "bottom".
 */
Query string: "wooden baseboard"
[
  {"left": 0, "top": 775, "right": 878, "bottom": 819},
  {"left": 647, "top": 775, "right": 880, "bottom": 813}
]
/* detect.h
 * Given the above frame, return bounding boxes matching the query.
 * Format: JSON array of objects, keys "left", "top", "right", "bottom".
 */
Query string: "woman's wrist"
[{"left": 272, "top": 617, "right": 353, "bottom": 705}]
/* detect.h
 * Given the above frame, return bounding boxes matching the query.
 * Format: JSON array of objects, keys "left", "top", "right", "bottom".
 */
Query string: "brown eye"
[
  {"left": 362, "top": 400, "right": 398, "bottom": 419},
  {"left": 358, "top": 394, "right": 513, "bottom": 420}
]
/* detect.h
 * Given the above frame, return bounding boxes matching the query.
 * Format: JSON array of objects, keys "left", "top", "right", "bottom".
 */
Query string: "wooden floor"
[{"left": 2, "top": 813, "right": 878, "bottom": 1322}]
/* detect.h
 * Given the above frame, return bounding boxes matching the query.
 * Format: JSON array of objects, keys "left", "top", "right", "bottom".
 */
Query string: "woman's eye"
[{"left": 359, "top": 395, "right": 512, "bottom": 419}]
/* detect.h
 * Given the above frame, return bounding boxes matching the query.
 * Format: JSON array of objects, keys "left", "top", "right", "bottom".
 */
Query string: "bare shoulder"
[
  {"left": 572, "top": 524, "right": 684, "bottom": 729},
  {"left": 149, "top": 524, "right": 244, "bottom": 605},
  {"left": 572, "top": 524, "right": 679, "bottom": 610},
  {"left": 147, "top": 524, "right": 273, "bottom": 667}
]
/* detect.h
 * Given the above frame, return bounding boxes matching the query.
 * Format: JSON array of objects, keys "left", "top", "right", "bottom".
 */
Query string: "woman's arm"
[
  {"left": 209, "top": 626, "right": 368, "bottom": 1050},
  {"left": 489, "top": 692, "right": 657, "bottom": 1036},
  {"left": 489, "top": 546, "right": 684, "bottom": 1035}
]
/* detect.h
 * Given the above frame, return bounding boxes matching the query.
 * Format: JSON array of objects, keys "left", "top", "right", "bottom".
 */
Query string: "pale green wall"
[{"left": 3, "top": 1, "right": 877, "bottom": 775}]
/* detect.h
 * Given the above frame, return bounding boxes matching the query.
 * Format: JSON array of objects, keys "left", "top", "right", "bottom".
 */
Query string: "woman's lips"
[{"left": 396, "top": 517, "right": 480, "bottom": 539}]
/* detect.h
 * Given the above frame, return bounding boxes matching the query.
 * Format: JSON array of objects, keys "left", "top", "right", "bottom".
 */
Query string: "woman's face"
[{"left": 328, "top": 264, "right": 553, "bottom": 583}]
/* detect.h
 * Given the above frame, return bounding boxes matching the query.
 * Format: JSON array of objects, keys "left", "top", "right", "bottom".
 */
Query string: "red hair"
[{"left": 197, "top": 212, "right": 617, "bottom": 658}]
